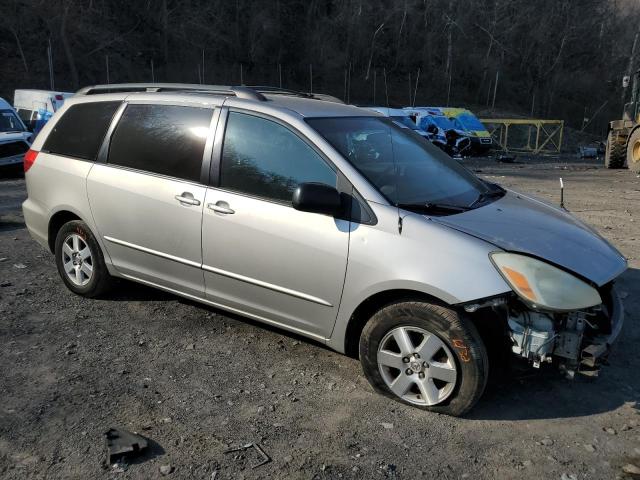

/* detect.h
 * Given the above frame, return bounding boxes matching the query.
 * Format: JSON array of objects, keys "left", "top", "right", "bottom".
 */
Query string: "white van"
[
  {"left": 0, "top": 97, "right": 31, "bottom": 168},
  {"left": 13, "top": 89, "right": 73, "bottom": 132}
]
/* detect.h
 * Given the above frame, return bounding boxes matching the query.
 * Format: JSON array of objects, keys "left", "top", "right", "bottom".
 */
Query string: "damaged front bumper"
[
  {"left": 576, "top": 285, "right": 624, "bottom": 376},
  {"left": 467, "top": 284, "right": 624, "bottom": 378},
  {"left": 508, "top": 284, "right": 624, "bottom": 378}
]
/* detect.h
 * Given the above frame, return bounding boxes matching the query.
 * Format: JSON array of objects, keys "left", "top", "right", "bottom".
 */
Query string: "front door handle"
[
  {"left": 175, "top": 192, "right": 201, "bottom": 206},
  {"left": 207, "top": 201, "right": 235, "bottom": 214}
]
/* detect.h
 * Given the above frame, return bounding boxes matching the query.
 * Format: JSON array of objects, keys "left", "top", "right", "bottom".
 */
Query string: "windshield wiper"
[
  {"left": 397, "top": 202, "right": 470, "bottom": 214},
  {"left": 468, "top": 184, "right": 506, "bottom": 208}
]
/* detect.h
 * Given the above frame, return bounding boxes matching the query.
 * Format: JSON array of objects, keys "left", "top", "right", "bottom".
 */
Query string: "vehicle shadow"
[
  {"left": 103, "top": 267, "right": 639, "bottom": 421},
  {"left": 102, "top": 279, "right": 334, "bottom": 350},
  {"left": 469, "top": 266, "right": 640, "bottom": 420},
  {"left": 103, "top": 279, "right": 177, "bottom": 302},
  {"left": 0, "top": 218, "right": 25, "bottom": 232}
]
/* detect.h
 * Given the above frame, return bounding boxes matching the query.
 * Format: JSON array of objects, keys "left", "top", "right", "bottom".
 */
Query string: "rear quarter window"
[
  {"left": 107, "top": 104, "right": 212, "bottom": 183},
  {"left": 42, "top": 101, "right": 121, "bottom": 160}
]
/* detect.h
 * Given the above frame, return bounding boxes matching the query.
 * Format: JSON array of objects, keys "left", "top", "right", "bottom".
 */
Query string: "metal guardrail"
[{"left": 480, "top": 118, "right": 564, "bottom": 154}]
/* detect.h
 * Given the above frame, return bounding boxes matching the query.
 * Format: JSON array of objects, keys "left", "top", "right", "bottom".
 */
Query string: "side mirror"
[{"left": 292, "top": 182, "right": 342, "bottom": 216}]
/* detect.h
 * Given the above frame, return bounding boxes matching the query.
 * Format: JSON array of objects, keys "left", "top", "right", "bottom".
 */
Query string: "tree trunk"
[
  {"left": 60, "top": 4, "right": 79, "bottom": 89},
  {"left": 9, "top": 26, "right": 29, "bottom": 75}
]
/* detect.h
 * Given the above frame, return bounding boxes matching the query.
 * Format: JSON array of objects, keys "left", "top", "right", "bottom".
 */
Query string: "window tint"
[
  {"left": 220, "top": 112, "right": 336, "bottom": 203},
  {"left": 43, "top": 101, "right": 120, "bottom": 160},
  {"left": 0, "top": 110, "right": 25, "bottom": 133},
  {"left": 108, "top": 104, "right": 212, "bottom": 182}
]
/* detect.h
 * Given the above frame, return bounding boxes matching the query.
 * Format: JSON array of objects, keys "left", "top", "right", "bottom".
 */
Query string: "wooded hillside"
[{"left": 1, "top": 0, "right": 639, "bottom": 134}]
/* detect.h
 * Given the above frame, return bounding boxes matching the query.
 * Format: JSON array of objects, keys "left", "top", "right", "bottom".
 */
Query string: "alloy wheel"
[
  {"left": 61, "top": 233, "right": 93, "bottom": 287},
  {"left": 377, "top": 326, "right": 457, "bottom": 406}
]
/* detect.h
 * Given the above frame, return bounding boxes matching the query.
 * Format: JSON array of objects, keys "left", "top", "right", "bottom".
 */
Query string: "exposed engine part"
[
  {"left": 463, "top": 296, "right": 508, "bottom": 313},
  {"left": 506, "top": 301, "right": 612, "bottom": 377},
  {"left": 554, "top": 311, "right": 589, "bottom": 360},
  {"left": 508, "top": 311, "right": 556, "bottom": 367}
]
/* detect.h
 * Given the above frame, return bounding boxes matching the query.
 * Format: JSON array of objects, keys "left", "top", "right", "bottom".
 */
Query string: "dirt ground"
[{"left": 1, "top": 157, "right": 639, "bottom": 480}]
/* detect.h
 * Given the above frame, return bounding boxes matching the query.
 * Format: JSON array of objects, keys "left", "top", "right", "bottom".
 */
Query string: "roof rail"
[
  {"left": 75, "top": 83, "right": 267, "bottom": 101},
  {"left": 74, "top": 83, "right": 345, "bottom": 103}
]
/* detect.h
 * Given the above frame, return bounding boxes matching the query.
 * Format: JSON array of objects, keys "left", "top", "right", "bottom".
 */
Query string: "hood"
[{"left": 432, "top": 191, "right": 627, "bottom": 286}]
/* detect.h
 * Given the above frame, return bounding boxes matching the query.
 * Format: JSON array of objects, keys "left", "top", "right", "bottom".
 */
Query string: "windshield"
[
  {"left": 456, "top": 113, "right": 486, "bottom": 132},
  {"left": 306, "top": 116, "right": 490, "bottom": 207},
  {"left": 0, "top": 110, "right": 25, "bottom": 132},
  {"left": 390, "top": 116, "right": 420, "bottom": 130}
]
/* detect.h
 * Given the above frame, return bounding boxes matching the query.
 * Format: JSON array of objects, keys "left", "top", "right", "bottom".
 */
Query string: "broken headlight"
[{"left": 490, "top": 252, "right": 601, "bottom": 311}]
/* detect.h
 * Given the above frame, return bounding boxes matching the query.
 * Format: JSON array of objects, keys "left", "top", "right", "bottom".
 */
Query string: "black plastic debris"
[
  {"left": 496, "top": 154, "right": 517, "bottom": 163},
  {"left": 105, "top": 428, "right": 149, "bottom": 465}
]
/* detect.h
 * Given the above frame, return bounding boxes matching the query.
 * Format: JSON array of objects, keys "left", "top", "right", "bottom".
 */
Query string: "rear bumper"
[
  {"left": 22, "top": 198, "right": 50, "bottom": 251},
  {"left": 0, "top": 154, "right": 24, "bottom": 167},
  {"left": 469, "top": 136, "right": 492, "bottom": 153}
]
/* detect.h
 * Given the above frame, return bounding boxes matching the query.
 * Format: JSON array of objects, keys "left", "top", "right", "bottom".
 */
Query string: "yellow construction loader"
[{"left": 605, "top": 69, "right": 640, "bottom": 173}]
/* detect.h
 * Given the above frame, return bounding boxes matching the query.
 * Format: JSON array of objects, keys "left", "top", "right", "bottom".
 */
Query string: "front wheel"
[
  {"left": 54, "top": 220, "right": 113, "bottom": 298},
  {"left": 359, "top": 301, "right": 488, "bottom": 416}
]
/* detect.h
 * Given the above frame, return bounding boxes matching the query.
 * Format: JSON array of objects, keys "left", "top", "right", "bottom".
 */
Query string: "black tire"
[
  {"left": 605, "top": 130, "right": 626, "bottom": 169},
  {"left": 359, "top": 301, "right": 488, "bottom": 417},
  {"left": 626, "top": 128, "right": 640, "bottom": 174},
  {"left": 54, "top": 220, "right": 113, "bottom": 298}
]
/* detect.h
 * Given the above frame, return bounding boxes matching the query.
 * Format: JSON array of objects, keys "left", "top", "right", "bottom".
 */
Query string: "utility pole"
[
  {"left": 47, "top": 39, "right": 55, "bottom": 90},
  {"left": 413, "top": 68, "right": 421, "bottom": 107},
  {"left": 105, "top": 55, "right": 110, "bottom": 84},
  {"left": 384, "top": 67, "right": 389, "bottom": 107},
  {"left": 373, "top": 69, "right": 377, "bottom": 104},
  {"left": 344, "top": 68, "right": 348, "bottom": 102},
  {"left": 202, "top": 49, "right": 205, "bottom": 84},
  {"left": 151, "top": 59, "right": 155, "bottom": 82},
  {"left": 347, "top": 62, "right": 351, "bottom": 104},
  {"left": 491, "top": 70, "right": 499, "bottom": 111},
  {"left": 240, "top": 63, "right": 244, "bottom": 85},
  {"left": 309, "top": 64, "right": 313, "bottom": 93},
  {"left": 530, "top": 91, "right": 536, "bottom": 117},
  {"left": 278, "top": 63, "right": 282, "bottom": 88}
]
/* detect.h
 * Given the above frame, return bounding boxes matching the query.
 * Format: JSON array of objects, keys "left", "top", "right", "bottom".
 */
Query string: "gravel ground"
[{"left": 1, "top": 158, "right": 639, "bottom": 480}]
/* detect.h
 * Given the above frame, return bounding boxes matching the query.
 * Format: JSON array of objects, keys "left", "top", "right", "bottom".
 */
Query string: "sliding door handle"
[
  {"left": 207, "top": 201, "right": 235, "bottom": 214},
  {"left": 175, "top": 193, "right": 201, "bottom": 206}
]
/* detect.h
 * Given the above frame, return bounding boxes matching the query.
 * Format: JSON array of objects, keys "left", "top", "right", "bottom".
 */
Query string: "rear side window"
[
  {"left": 108, "top": 104, "right": 212, "bottom": 183},
  {"left": 42, "top": 101, "right": 120, "bottom": 160}
]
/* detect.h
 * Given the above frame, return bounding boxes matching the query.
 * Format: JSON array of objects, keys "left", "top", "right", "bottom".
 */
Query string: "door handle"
[
  {"left": 175, "top": 192, "right": 201, "bottom": 206},
  {"left": 207, "top": 201, "right": 235, "bottom": 214}
]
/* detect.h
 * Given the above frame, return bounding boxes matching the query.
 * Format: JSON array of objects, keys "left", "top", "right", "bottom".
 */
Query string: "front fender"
[{"left": 328, "top": 204, "right": 511, "bottom": 352}]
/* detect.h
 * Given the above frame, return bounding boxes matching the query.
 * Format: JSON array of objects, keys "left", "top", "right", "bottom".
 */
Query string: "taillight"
[
  {"left": 55, "top": 94, "right": 64, "bottom": 100},
  {"left": 24, "top": 149, "right": 39, "bottom": 172}
]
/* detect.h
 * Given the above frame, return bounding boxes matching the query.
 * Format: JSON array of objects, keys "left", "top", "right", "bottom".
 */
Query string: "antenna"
[{"left": 559, "top": 177, "right": 565, "bottom": 209}]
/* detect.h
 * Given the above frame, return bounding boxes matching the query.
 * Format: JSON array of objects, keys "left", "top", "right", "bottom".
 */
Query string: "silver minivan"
[{"left": 22, "top": 84, "right": 627, "bottom": 416}]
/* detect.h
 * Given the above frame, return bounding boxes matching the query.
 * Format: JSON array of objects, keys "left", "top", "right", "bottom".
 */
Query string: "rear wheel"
[
  {"left": 605, "top": 130, "right": 626, "bottom": 169},
  {"left": 359, "top": 301, "right": 488, "bottom": 416},
  {"left": 626, "top": 128, "right": 640, "bottom": 174},
  {"left": 54, "top": 220, "right": 113, "bottom": 297}
]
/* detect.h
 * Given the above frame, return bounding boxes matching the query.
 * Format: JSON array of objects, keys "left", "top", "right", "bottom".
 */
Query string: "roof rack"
[
  {"left": 75, "top": 83, "right": 268, "bottom": 101},
  {"left": 74, "top": 83, "right": 345, "bottom": 104}
]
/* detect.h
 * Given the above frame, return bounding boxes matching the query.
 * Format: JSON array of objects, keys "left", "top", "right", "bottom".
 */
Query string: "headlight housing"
[{"left": 490, "top": 252, "right": 601, "bottom": 311}]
